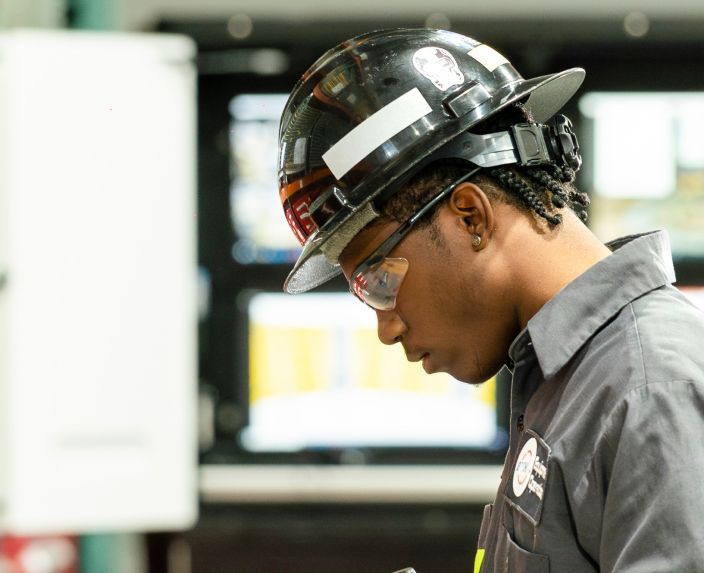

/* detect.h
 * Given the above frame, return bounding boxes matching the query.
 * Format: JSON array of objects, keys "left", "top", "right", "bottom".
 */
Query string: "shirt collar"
[{"left": 510, "top": 230, "right": 676, "bottom": 379}]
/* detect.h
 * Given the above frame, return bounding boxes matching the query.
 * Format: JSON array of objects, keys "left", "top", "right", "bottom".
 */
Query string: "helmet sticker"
[
  {"left": 412, "top": 47, "right": 464, "bottom": 91},
  {"left": 285, "top": 195, "right": 317, "bottom": 245},
  {"left": 467, "top": 44, "right": 509, "bottom": 73},
  {"left": 322, "top": 87, "right": 432, "bottom": 180},
  {"left": 285, "top": 206, "right": 307, "bottom": 245}
]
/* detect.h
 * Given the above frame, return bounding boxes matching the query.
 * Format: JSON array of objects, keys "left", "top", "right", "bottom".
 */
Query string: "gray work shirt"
[{"left": 477, "top": 231, "right": 704, "bottom": 573}]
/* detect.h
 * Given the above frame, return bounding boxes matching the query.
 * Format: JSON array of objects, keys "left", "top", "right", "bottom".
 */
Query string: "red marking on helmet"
[
  {"left": 285, "top": 206, "right": 307, "bottom": 245},
  {"left": 284, "top": 195, "right": 318, "bottom": 245},
  {"left": 293, "top": 197, "right": 316, "bottom": 235}
]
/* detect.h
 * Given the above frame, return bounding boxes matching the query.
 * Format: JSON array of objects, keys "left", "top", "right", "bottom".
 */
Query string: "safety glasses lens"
[{"left": 352, "top": 257, "right": 409, "bottom": 310}]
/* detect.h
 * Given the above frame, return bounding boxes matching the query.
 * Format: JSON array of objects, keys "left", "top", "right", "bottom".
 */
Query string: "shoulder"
[
  {"left": 626, "top": 285, "right": 704, "bottom": 386},
  {"left": 578, "top": 284, "right": 704, "bottom": 390},
  {"left": 551, "top": 284, "right": 704, "bottom": 444},
  {"left": 600, "top": 286, "right": 704, "bottom": 446}
]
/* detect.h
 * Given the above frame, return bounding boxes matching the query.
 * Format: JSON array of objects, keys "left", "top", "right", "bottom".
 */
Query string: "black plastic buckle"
[
  {"left": 511, "top": 123, "right": 552, "bottom": 166},
  {"left": 547, "top": 115, "right": 582, "bottom": 171},
  {"left": 511, "top": 116, "right": 582, "bottom": 171}
]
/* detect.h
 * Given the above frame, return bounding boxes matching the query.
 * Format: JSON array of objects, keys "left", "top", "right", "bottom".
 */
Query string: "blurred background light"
[
  {"left": 227, "top": 13, "right": 253, "bottom": 40},
  {"left": 424, "top": 12, "right": 451, "bottom": 30},
  {"left": 623, "top": 11, "right": 650, "bottom": 38}
]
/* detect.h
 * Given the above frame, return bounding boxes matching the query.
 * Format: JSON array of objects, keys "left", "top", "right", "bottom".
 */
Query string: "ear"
[{"left": 447, "top": 182, "right": 495, "bottom": 250}]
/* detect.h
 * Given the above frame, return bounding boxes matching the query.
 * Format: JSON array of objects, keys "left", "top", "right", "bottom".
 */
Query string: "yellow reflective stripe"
[{"left": 473, "top": 548, "right": 485, "bottom": 573}]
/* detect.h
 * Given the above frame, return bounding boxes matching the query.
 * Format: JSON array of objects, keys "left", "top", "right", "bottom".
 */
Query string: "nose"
[{"left": 376, "top": 309, "right": 407, "bottom": 346}]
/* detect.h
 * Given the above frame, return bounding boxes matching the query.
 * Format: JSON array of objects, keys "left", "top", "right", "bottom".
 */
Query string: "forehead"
[{"left": 338, "top": 219, "right": 399, "bottom": 279}]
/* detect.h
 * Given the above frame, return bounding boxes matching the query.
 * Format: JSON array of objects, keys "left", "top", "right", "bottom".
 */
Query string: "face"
[{"left": 339, "top": 196, "right": 520, "bottom": 385}]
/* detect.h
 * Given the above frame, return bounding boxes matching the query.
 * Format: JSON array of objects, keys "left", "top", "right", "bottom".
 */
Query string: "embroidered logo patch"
[
  {"left": 505, "top": 429, "right": 551, "bottom": 525},
  {"left": 512, "top": 437, "right": 538, "bottom": 497}
]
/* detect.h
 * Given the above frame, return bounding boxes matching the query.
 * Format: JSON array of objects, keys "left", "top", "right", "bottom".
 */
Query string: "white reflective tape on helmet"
[
  {"left": 322, "top": 87, "right": 432, "bottom": 179},
  {"left": 468, "top": 44, "right": 509, "bottom": 72}
]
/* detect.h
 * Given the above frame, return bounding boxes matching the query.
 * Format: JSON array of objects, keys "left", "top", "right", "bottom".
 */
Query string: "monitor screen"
[
  {"left": 579, "top": 92, "right": 704, "bottom": 260},
  {"left": 229, "top": 93, "right": 302, "bottom": 264},
  {"left": 239, "top": 292, "right": 504, "bottom": 454}
]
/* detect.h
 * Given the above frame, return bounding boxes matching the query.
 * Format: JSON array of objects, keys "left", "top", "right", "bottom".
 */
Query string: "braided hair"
[{"left": 374, "top": 103, "right": 590, "bottom": 230}]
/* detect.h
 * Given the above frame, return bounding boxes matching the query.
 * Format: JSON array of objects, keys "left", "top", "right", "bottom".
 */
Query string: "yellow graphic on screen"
[
  {"left": 250, "top": 325, "right": 332, "bottom": 402},
  {"left": 249, "top": 320, "right": 496, "bottom": 408}
]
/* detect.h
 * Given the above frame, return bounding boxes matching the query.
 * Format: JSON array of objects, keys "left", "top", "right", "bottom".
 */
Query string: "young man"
[{"left": 277, "top": 28, "right": 704, "bottom": 571}]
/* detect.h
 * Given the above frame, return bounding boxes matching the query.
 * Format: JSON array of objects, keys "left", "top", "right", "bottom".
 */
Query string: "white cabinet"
[{"left": 0, "top": 30, "right": 198, "bottom": 534}]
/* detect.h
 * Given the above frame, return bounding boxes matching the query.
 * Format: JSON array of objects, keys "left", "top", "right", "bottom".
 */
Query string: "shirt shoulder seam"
[
  {"left": 628, "top": 302, "right": 648, "bottom": 386},
  {"left": 601, "top": 378, "right": 698, "bottom": 454}
]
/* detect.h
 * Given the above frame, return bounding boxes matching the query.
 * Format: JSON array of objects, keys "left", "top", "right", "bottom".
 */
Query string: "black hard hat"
[{"left": 278, "top": 28, "right": 584, "bottom": 293}]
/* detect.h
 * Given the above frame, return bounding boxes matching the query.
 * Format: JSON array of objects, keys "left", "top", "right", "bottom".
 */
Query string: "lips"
[
  {"left": 403, "top": 342, "right": 437, "bottom": 372},
  {"left": 405, "top": 348, "right": 427, "bottom": 363},
  {"left": 405, "top": 348, "right": 433, "bottom": 373}
]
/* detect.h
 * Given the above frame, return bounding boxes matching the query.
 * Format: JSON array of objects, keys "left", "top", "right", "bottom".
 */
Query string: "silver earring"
[{"left": 471, "top": 234, "right": 482, "bottom": 248}]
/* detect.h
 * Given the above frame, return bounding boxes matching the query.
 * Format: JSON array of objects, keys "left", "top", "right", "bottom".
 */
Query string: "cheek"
[
  {"left": 426, "top": 259, "right": 515, "bottom": 380},
  {"left": 401, "top": 255, "right": 472, "bottom": 338}
]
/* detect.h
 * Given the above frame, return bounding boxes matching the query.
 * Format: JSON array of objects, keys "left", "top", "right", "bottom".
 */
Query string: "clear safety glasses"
[{"left": 349, "top": 167, "right": 481, "bottom": 310}]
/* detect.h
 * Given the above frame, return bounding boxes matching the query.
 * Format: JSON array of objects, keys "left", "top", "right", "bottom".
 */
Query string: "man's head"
[
  {"left": 334, "top": 102, "right": 590, "bottom": 384},
  {"left": 277, "top": 28, "right": 588, "bottom": 382}
]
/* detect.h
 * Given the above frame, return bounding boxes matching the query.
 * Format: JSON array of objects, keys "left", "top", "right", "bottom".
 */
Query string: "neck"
[{"left": 503, "top": 209, "right": 612, "bottom": 329}]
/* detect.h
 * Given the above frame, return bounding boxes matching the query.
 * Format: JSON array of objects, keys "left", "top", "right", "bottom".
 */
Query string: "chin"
[
  {"left": 458, "top": 375, "right": 488, "bottom": 386},
  {"left": 451, "top": 363, "right": 502, "bottom": 386},
  {"left": 446, "top": 369, "right": 481, "bottom": 385}
]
